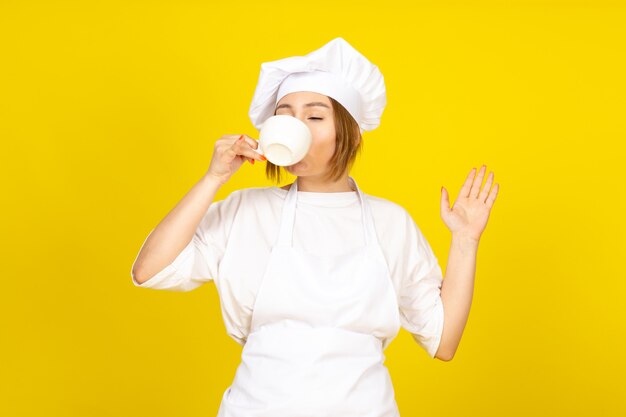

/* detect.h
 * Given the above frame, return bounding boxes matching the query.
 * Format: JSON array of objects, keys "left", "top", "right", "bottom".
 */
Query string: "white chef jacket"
[{"left": 131, "top": 186, "right": 445, "bottom": 358}]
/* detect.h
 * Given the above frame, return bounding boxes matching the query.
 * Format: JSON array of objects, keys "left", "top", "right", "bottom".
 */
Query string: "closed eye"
[{"left": 308, "top": 117, "right": 323, "bottom": 120}]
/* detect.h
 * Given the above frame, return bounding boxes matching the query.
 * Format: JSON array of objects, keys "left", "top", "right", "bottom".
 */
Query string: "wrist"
[
  {"left": 203, "top": 172, "right": 226, "bottom": 187},
  {"left": 451, "top": 232, "right": 480, "bottom": 249}
]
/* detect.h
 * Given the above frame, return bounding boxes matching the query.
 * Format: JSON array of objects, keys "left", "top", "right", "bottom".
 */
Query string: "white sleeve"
[
  {"left": 398, "top": 211, "right": 445, "bottom": 359},
  {"left": 130, "top": 190, "right": 243, "bottom": 292}
]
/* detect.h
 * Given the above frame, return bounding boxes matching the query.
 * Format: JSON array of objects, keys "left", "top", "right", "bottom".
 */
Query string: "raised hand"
[
  {"left": 205, "top": 134, "right": 267, "bottom": 186},
  {"left": 440, "top": 165, "right": 499, "bottom": 243}
]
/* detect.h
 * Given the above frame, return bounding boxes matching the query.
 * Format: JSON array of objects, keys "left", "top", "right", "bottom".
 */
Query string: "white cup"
[{"left": 253, "top": 115, "right": 312, "bottom": 166}]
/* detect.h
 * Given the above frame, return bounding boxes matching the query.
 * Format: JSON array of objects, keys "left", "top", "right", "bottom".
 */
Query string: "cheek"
[{"left": 308, "top": 123, "right": 336, "bottom": 156}]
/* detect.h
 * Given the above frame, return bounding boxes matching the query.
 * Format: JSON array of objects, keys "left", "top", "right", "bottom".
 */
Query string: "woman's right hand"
[{"left": 205, "top": 134, "right": 267, "bottom": 185}]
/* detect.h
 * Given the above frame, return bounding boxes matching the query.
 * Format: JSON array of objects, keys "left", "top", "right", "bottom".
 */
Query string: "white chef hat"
[{"left": 248, "top": 37, "right": 387, "bottom": 135}]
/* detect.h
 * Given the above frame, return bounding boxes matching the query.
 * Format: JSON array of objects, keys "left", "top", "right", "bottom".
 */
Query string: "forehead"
[{"left": 275, "top": 91, "right": 331, "bottom": 110}]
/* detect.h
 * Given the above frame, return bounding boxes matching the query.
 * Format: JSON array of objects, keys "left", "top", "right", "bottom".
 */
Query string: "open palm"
[{"left": 441, "top": 165, "right": 499, "bottom": 242}]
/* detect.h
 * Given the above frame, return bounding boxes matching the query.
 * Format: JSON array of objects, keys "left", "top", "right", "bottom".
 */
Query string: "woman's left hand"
[{"left": 440, "top": 165, "right": 499, "bottom": 243}]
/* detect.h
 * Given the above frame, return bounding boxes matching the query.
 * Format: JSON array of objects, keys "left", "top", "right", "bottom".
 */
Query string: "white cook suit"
[{"left": 132, "top": 176, "right": 445, "bottom": 415}]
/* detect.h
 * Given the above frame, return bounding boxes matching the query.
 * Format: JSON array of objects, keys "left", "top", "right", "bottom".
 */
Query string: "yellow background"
[{"left": 1, "top": 1, "right": 624, "bottom": 416}]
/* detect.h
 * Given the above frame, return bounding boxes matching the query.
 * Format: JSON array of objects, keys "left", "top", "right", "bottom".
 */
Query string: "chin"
[{"left": 287, "top": 161, "right": 307, "bottom": 172}]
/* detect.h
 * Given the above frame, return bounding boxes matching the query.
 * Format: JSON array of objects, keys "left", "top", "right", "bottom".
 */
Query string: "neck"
[{"left": 293, "top": 172, "right": 355, "bottom": 193}]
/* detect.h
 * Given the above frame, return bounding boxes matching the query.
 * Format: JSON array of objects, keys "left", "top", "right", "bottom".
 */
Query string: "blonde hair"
[{"left": 265, "top": 96, "right": 363, "bottom": 184}]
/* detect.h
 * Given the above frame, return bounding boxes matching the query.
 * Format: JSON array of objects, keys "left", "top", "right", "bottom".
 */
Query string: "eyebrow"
[{"left": 275, "top": 102, "right": 331, "bottom": 111}]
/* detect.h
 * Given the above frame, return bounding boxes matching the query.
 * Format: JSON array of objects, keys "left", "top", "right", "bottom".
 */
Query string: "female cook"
[{"left": 131, "top": 37, "right": 499, "bottom": 417}]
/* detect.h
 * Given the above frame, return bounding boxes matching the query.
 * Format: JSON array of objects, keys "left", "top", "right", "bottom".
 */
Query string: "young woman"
[{"left": 131, "top": 38, "right": 499, "bottom": 417}]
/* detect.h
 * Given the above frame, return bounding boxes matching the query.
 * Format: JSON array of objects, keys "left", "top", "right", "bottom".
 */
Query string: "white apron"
[{"left": 217, "top": 176, "right": 402, "bottom": 417}]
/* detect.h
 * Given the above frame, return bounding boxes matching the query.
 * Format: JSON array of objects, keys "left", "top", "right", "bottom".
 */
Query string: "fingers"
[
  {"left": 460, "top": 165, "right": 498, "bottom": 205},
  {"left": 224, "top": 135, "right": 248, "bottom": 163},
  {"left": 469, "top": 165, "right": 486, "bottom": 198},
  {"left": 441, "top": 186, "right": 451, "bottom": 214},
  {"left": 486, "top": 183, "right": 499, "bottom": 209},
  {"left": 230, "top": 135, "right": 254, "bottom": 164},
  {"left": 241, "top": 136, "right": 266, "bottom": 162},
  {"left": 479, "top": 171, "right": 495, "bottom": 203},
  {"left": 240, "top": 135, "right": 259, "bottom": 150},
  {"left": 232, "top": 135, "right": 266, "bottom": 162},
  {"left": 459, "top": 167, "right": 476, "bottom": 198},
  {"left": 223, "top": 136, "right": 251, "bottom": 164}
]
